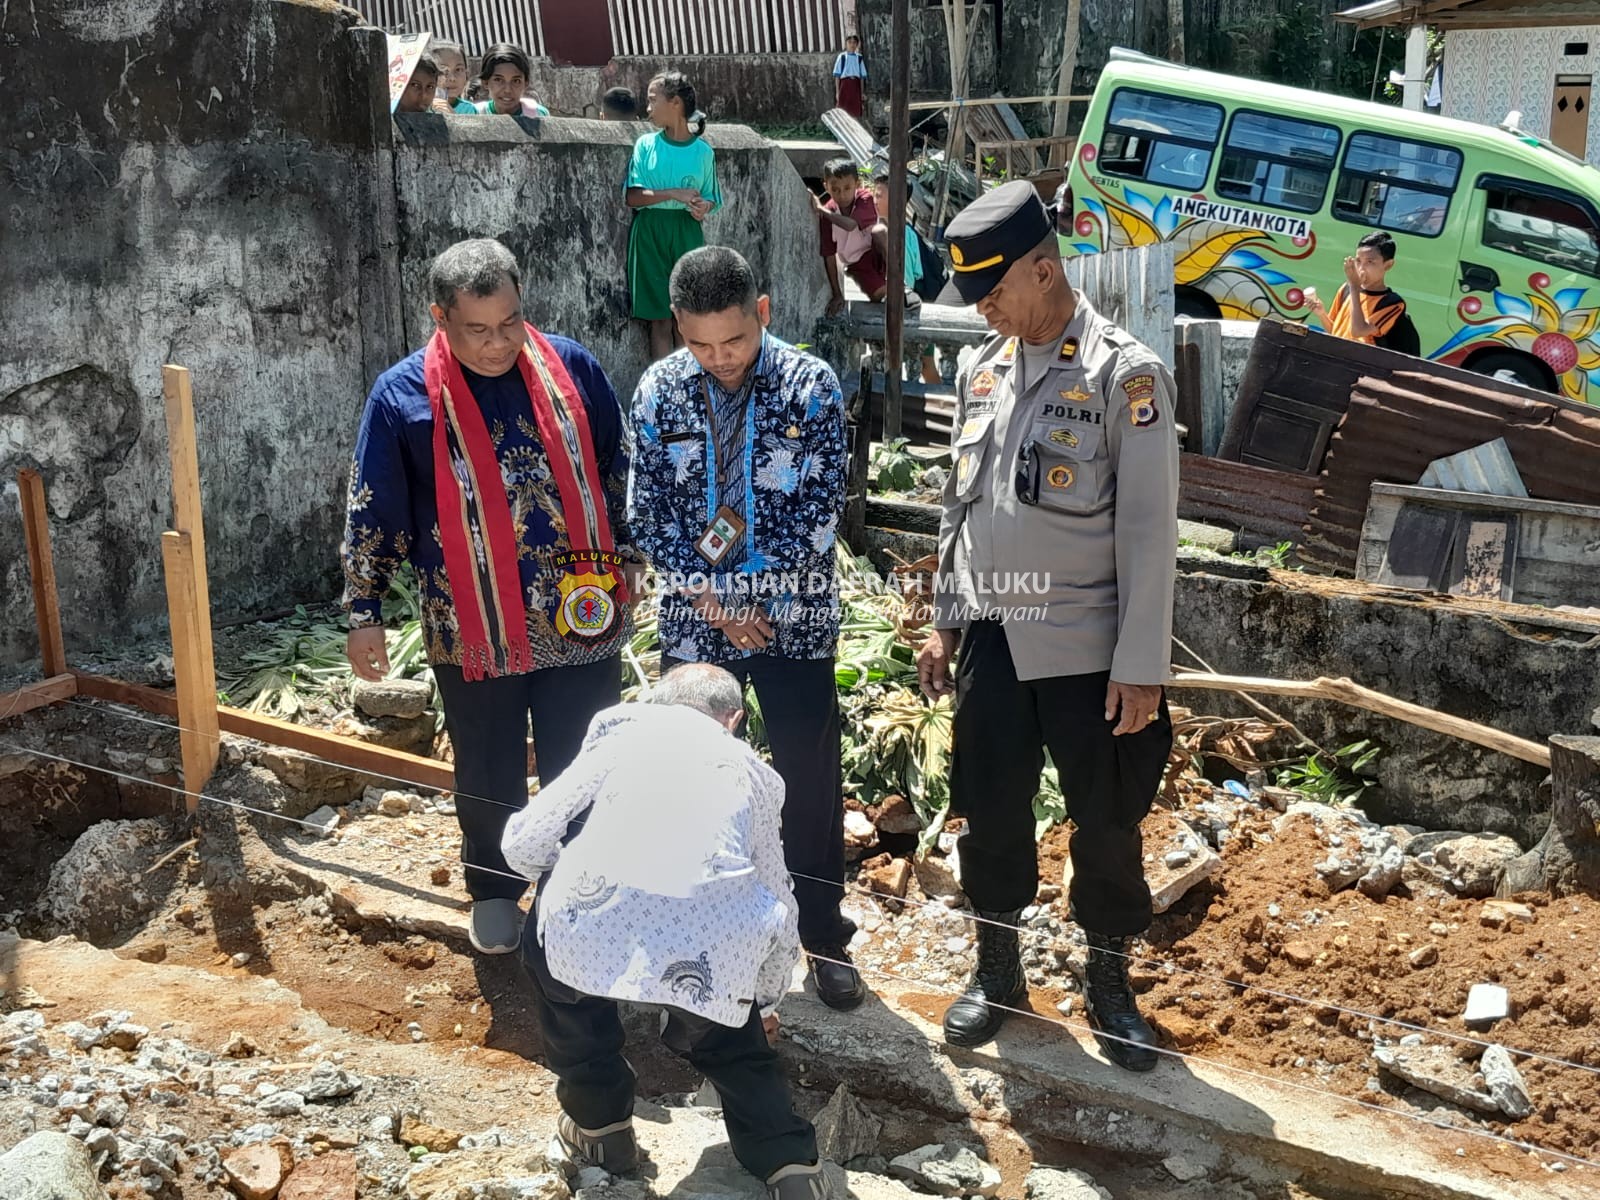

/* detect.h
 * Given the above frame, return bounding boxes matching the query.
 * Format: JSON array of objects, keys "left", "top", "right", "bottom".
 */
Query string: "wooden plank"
[
  {"left": 909, "top": 94, "right": 1092, "bottom": 110},
  {"left": 0, "top": 674, "right": 78, "bottom": 724},
  {"left": 72, "top": 671, "right": 455, "bottom": 794},
  {"left": 162, "top": 365, "right": 218, "bottom": 740},
  {"left": 883, "top": 0, "right": 910, "bottom": 440},
  {"left": 1166, "top": 670, "right": 1551, "bottom": 768},
  {"left": 161, "top": 530, "right": 219, "bottom": 811},
  {"left": 17, "top": 469, "right": 67, "bottom": 678}
]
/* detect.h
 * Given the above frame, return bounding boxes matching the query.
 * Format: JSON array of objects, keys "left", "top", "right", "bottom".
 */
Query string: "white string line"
[
  {"left": 14, "top": 710, "right": 1600, "bottom": 1083},
  {"left": 0, "top": 739, "right": 536, "bottom": 890},
  {"left": 7, "top": 738, "right": 1587, "bottom": 1178},
  {"left": 800, "top": 948, "right": 1600, "bottom": 1175}
]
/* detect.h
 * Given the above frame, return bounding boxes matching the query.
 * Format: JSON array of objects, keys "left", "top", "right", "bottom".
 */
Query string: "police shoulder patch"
[
  {"left": 1123, "top": 373, "right": 1159, "bottom": 428},
  {"left": 970, "top": 369, "right": 997, "bottom": 398},
  {"left": 1058, "top": 337, "right": 1080, "bottom": 364}
]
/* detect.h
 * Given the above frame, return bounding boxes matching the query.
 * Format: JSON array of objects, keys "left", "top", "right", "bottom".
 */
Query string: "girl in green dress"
[{"left": 625, "top": 72, "right": 721, "bottom": 361}]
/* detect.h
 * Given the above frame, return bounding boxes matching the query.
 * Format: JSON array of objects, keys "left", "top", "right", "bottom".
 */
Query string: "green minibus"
[{"left": 1066, "top": 48, "right": 1600, "bottom": 402}]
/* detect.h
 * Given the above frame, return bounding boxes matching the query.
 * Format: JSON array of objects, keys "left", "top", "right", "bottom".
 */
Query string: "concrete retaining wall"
[
  {"left": 392, "top": 118, "right": 832, "bottom": 404},
  {"left": 0, "top": 0, "right": 400, "bottom": 667},
  {"left": 525, "top": 55, "right": 837, "bottom": 126},
  {"left": 0, "top": 0, "right": 831, "bottom": 668}
]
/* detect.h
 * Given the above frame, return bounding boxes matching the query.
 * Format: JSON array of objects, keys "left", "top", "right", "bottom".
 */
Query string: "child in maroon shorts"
[{"left": 814, "top": 159, "right": 887, "bottom": 316}]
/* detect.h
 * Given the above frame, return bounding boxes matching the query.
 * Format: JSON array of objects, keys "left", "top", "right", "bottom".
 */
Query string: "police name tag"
[{"left": 696, "top": 505, "right": 746, "bottom": 566}]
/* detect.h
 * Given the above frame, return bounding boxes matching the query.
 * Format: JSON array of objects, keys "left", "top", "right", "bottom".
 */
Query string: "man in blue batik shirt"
[{"left": 626, "top": 246, "right": 865, "bottom": 1011}]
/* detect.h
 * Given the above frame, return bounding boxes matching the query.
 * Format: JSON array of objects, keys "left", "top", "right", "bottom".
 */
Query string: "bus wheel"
[
  {"left": 1175, "top": 289, "right": 1221, "bottom": 320},
  {"left": 1466, "top": 350, "right": 1555, "bottom": 394}
]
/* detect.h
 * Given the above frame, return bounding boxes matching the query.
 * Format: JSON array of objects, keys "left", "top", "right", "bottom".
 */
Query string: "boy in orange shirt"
[{"left": 1306, "top": 232, "right": 1419, "bottom": 355}]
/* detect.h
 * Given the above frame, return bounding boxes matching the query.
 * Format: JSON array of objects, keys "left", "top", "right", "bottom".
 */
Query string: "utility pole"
[{"left": 885, "top": 0, "right": 910, "bottom": 439}]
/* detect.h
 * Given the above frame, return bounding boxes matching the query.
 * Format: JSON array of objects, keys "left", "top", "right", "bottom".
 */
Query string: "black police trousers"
[
  {"left": 663, "top": 653, "right": 853, "bottom": 950},
  {"left": 434, "top": 656, "right": 621, "bottom": 901},
  {"left": 519, "top": 912, "right": 818, "bottom": 1181},
  {"left": 950, "top": 620, "right": 1172, "bottom": 936}
]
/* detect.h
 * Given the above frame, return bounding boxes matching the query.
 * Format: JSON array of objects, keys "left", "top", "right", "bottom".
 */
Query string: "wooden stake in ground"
[
  {"left": 161, "top": 364, "right": 221, "bottom": 808},
  {"left": 18, "top": 468, "right": 67, "bottom": 678}
]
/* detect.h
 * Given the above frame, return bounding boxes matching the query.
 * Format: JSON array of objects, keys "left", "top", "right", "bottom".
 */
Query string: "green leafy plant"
[
  {"left": 870, "top": 437, "right": 920, "bottom": 494},
  {"left": 1275, "top": 740, "right": 1381, "bottom": 806},
  {"left": 1257, "top": 541, "right": 1294, "bottom": 570}
]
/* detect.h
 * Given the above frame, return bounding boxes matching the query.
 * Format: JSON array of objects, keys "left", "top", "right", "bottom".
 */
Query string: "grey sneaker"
[
  {"left": 556, "top": 1113, "right": 639, "bottom": 1174},
  {"left": 469, "top": 899, "right": 521, "bottom": 955},
  {"left": 766, "top": 1164, "right": 830, "bottom": 1200}
]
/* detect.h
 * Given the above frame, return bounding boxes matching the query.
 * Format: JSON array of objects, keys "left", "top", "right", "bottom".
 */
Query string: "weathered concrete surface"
[
  {"left": 525, "top": 55, "right": 837, "bottom": 126},
  {"left": 1171, "top": 568, "right": 1600, "bottom": 843},
  {"left": 0, "top": 0, "right": 400, "bottom": 666},
  {"left": 391, "top": 117, "right": 833, "bottom": 408},
  {"left": 776, "top": 971, "right": 1574, "bottom": 1200}
]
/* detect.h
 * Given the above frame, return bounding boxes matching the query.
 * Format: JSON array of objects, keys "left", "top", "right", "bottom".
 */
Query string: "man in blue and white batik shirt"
[
  {"left": 626, "top": 245, "right": 865, "bottom": 1012},
  {"left": 502, "top": 664, "right": 828, "bottom": 1200}
]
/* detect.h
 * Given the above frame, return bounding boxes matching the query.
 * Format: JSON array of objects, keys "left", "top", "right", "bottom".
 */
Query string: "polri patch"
[
  {"left": 970, "top": 370, "right": 997, "bottom": 398},
  {"left": 1058, "top": 337, "right": 1080, "bottom": 364},
  {"left": 1123, "top": 373, "right": 1160, "bottom": 427},
  {"left": 1047, "top": 464, "right": 1075, "bottom": 489}
]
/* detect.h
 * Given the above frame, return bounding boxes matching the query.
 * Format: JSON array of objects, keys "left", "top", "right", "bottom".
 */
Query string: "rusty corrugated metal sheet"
[
  {"left": 1301, "top": 371, "right": 1600, "bottom": 574},
  {"left": 1178, "top": 455, "right": 1317, "bottom": 546}
]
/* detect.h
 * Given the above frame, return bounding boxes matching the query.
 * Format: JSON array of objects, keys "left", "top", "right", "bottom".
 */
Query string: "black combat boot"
[
  {"left": 1083, "top": 931, "right": 1159, "bottom": 1072},
  {"left": 942, "top": 909, "right": 1025, "bottom": 1046}
]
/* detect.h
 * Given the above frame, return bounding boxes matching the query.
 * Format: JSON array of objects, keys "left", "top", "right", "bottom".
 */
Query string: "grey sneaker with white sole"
[
  {"left": 556, "top": 1113, "right": 639, "bottom": 1174},
  {"left": 469, "top": 898, "right": 522, "bottom": 955},
  {"left": 766, "top": 1163, "right": 830, "bottom": 1200}
]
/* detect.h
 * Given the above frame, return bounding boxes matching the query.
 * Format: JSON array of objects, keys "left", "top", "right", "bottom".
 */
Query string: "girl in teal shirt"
[{"left": 625, "top": 72, "right": 721, "bottom": 361}]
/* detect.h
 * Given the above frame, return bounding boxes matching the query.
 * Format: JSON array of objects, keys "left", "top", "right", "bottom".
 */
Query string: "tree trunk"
[
  {"left": 1051, "top": 0, "right": 1083, "bottom": 143},
  {"left": 1504, "top": 736, "right": 1600, "bottom": 897},
  {"left": 1168, "top": 0, "right": 1185, "bottom": 64}
]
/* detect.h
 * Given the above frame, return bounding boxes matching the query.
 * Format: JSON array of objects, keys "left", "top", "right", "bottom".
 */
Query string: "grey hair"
[
  {"left": 652, "top": 663, "right": 744, "bottom": 720},
  {"left": 429, "top": 238, "right": 521, "bottom": 312},
  {"left": 669, "top": 246, "right": 758, "bottom": 316}
]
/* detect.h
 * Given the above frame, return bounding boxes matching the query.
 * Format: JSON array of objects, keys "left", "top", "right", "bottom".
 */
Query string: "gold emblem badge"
[
  {"left": 1060, "top": 387, "right": 1091, "bottom": 404},
  {"left": 950, "top": 244, "right": 966, "bottom": 266},
  {"left": 1048, "top": 428, "right": 1080, "bottom": 449},
  {"left": 1047, "top": 465, "right": 1075, "bottom": 489},
  {"left": 970, "top": 370, "right": 997, "bottom": 398},
  {"left": 555, "top": 571, "right": 618, "bottom": 640}
]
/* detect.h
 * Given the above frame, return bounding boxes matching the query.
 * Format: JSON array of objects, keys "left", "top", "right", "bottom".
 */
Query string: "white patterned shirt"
[{"left": 501, "top": 702, "right": 801, "bottom": 1027}]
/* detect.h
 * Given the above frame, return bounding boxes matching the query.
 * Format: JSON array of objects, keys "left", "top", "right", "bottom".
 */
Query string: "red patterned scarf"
[{"left": 425, "top": 324, "right": 624, "bottom": 681}]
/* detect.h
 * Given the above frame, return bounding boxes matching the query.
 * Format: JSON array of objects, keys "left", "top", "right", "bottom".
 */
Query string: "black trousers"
[
  {"left": 520, "top": 915, "right": 818, "bottom": 1181},
  {"left": 664, "top": 654, "right": 852, "bottom": 949},
  {"left": 951, "top": 620, "right": 1172, "bottom": 936},
  {"left": 434, "top": 657, "right": 621, "bottom": 901}
]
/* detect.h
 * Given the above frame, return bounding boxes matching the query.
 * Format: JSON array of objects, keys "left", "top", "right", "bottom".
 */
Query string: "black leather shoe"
[
  {"left": 1083, "top": 931, "right": 1160, "bottom": 1072},
  {"left": 807, "top": 945, "right": 867, "bottom": 1010},
  {"left": 942, "top": 909, "right": 1025, "bottom": 1046}
]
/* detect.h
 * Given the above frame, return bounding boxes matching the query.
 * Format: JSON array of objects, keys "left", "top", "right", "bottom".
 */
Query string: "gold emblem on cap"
[{"left": 950, "top": 244, "right": 966, "bottom": 266}]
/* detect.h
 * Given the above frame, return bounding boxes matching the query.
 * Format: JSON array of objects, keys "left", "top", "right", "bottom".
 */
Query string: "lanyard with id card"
[{"left": 693, "top": 375, "right": 753, "bottom": 567}]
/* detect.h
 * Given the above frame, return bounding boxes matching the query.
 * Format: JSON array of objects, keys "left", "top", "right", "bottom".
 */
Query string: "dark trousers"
[
  {"left": 664, "top": 654, "right": 852, "bottom": 949},
  {"left": 434, "top": 657, "right": 621, "bottom": 901},
  {"left": 951, "top": 620, "right": 1172, "bottom": 936},
  {"left": 520, "top": 916, "right": 818, "bottom": 1181}
]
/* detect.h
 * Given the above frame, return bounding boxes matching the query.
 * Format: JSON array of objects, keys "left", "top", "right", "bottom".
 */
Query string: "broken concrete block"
[
  {"left": 860, "top": 854, "right": 911, "bottom": 900},
  {"left": 1161, "top": 1153, "right": 1210, "bottom": 1183},
  {"left": 1373, "top": 1045, "right": 1499, "bottom": 1114},
  {"left": 1431, "top": 834, "right": 1524, "bottom": 898},
  {"left": 843, "top": 810, "right": 878, "bottom": 858},
  {"left": 1025, "top": 1165, "right": 1111, "bottom": 1200},
  {"left": 889, "top": 1145, "right": 1001, "bottom": 1198},
  {"left": 871, "top": 794, "right": 923, "bottom": 835},
  {"left": 303, "top": 806, "right": 340, "bottom": 836},
  {"left": 912, "top": 852, "right": 963, "bottom": 900},
  {"left": 222, "top": 1143, "right": 285, "bottom": 1200},
  {"left": 1480, "top": 900, "right": 1534, "bottom": 928},
  {"left": 1464, "top": 983, "right": 1510, "bottom": 1029},
  {"left": 813, "top": 1084, "right": 882, "bottom": 1166},
  {"left": 351, "top": 677, "right": 433, "bottom": 720},
  {"left": 1356, "top": 841, "right": 1404, "bottom": 899},
  {"left": 1480, "top": 1045, "right": 1533, "bottom": 1119},
  {"left": 0, "top": 1132, "right": 105, "bottom": 1200},
  {"left": 399, "top": 1115, "right": 463, "bottom": 1153},
  {"left": 403, "top": 1146, "right": 567, "bottom": 1200},
  {"left": 279, "top": 1150, "right": 358, "bottom": 1200}
]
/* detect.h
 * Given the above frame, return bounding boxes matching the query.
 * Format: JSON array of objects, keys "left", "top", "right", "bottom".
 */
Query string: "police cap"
[{"left": 937, "top": 180, "right": 1053, "bottom": 306}]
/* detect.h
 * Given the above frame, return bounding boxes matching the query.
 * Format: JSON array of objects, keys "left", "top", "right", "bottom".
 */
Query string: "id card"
[{"left": 695, "top": 505, "right": 747, "bottom": 566}]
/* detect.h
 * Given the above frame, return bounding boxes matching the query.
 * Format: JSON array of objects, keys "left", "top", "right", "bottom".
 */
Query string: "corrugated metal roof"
[
  {"left": 1418, "top": 439, "right": 1528, "bottom": 498},
  {"left": 1301, "top": 371, "right": 1600, "bottom": 574},
  {"left": 1178, "top": 455, "right": 1317, "bottom": 546}
]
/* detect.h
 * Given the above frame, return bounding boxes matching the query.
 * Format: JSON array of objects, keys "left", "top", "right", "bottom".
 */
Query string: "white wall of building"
[{"left": 1443, "top": 25, "right": 1600, "bottom": 165}]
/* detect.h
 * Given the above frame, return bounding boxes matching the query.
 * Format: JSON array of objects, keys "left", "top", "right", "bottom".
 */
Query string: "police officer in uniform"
[{"left": 915, "top": 182, "right": 1177, "bottom": 1072}]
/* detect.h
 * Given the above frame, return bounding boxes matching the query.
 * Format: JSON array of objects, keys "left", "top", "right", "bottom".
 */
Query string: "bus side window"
[
  {"left": 1333, "top": 132, "right": 1460, "bottom": 237},
  {"left": 1217, "top": 111, "right": 1340, "bottom": 213},
  {"left": 1098, "top": 88, "right": 1224, "bottom": 190},
  {"left": 1482, "top": 182, "right": 1600, "bottom": 277}
]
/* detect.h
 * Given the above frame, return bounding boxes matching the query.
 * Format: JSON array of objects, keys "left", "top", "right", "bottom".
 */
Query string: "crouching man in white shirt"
[{"left": 501, "top": 663, "right": 827, "bottom": 1200}]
